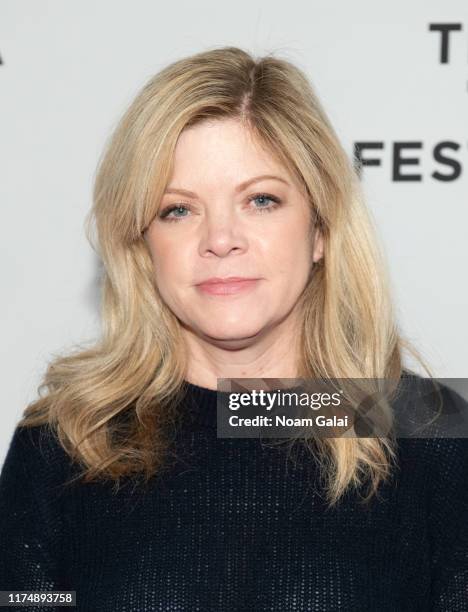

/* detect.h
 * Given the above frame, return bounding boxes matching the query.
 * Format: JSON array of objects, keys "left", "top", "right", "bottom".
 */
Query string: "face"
[{"left": 144, "top": 117, "right": 323, "bottom": 349}]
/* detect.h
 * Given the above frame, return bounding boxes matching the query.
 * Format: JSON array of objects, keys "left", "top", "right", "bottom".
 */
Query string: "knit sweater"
[{"left": 0, "top": 378, "right": 467, "bottom": 611}]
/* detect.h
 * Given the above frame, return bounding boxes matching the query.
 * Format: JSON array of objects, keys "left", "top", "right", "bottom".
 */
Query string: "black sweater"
[{"left": 0, "top": 379, "right": 467, "bottom": 611}]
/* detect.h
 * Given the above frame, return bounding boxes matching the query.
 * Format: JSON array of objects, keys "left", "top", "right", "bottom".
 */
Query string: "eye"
[
  {"left": 157, "top": 192, "right": 283, "bottom": 223},
  {"left": 248, "top": 193, "right": 282, "bottom": 213},
  {"left": 158, "top": 204, "right": 191, "bottom": 222}
]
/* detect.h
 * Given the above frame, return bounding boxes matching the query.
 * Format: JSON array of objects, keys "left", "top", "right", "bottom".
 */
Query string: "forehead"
[{"left": 170, "top": 118, "right": 293, "bottom": 185}]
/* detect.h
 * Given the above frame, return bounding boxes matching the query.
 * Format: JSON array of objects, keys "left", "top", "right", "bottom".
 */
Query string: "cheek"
[
  {"left": 260, "top": 222, "right": 312, "bottom": 278},
  {"left": 148, "top": 236, "right": 188, "bottom": 281}
]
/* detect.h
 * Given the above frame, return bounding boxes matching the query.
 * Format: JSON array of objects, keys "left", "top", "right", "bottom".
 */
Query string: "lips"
[
  {"left": 195, "top": 278, "right": 260, "bottom": 296},
  {"left": 197, "top": 276, "right": 258, "bottom": 285}
]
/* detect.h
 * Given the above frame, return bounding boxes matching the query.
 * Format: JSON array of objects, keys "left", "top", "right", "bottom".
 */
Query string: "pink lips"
[{"left": 196, "top": 277, "right": 260, "bottom": 296}]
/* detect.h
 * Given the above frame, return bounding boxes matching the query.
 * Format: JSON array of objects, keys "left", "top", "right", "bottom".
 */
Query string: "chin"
[{"left": 199, "top": 324, "right": 264, "bottom": 344}]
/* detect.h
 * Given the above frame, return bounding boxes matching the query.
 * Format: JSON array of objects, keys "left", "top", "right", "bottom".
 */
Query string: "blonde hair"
[{"left": 19, "top": 46, "right": 432, "bottom": 506}]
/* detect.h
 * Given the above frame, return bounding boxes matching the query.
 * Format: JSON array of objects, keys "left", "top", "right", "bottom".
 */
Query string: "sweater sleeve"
[
  {"left": 0, "top": 425, "right": 65, "bottom": 596},
  {"left": 428, "top": 434, "right": 468, "bottom": 611}
]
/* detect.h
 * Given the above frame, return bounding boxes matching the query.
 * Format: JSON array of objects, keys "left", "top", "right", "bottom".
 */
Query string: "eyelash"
[{"left": 158, "top": 193, "right": 282, "bottom": 223}]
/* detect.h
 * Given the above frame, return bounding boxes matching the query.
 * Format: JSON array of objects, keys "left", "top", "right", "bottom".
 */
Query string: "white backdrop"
[{"left": 1, "top": 0, "right": 467, "bottom": 466}]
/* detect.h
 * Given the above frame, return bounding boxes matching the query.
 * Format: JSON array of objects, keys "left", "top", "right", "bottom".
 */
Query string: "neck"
[{"left": 181, "top": 315, "right": 302, "bottom": 391}]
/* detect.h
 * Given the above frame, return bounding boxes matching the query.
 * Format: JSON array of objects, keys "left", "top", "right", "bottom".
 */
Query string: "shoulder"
[
  {"left": 395, "top": 371, "right": 468, "bottom": 439},
  {"left": 392, "top": 373, "right": 468, "bottom": 496},
  {"left": 7, "top": 422, "right": 65, "bottom": 459},
  {"left": 1, "top": 423, "right": 73, "bottom": 491},
  {"left": 393, "top": 374, "right": 468, "bottom": 515}
]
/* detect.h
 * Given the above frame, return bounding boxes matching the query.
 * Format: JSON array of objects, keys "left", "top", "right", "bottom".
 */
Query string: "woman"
[{"left": 0, "top": 46, "right": 466, "bottom": 611}]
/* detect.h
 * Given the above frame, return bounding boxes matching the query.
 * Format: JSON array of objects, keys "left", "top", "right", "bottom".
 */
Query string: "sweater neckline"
[
  {"left": 178, "top": 380, "right": 304, "bottom": 428},
  {"left": 179, "top": 381, "right": 229, "bottom": 428}
]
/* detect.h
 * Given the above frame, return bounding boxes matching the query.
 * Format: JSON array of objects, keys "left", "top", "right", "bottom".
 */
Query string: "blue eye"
[
  {"left": 158, "top": 205, "right": 190, "bottom": 221},
  {"left": 158, "top": 192, "right": 282, "bottom": 222},
  {"left": 249, "top": 193, "right": 282, "bottom": 212}
]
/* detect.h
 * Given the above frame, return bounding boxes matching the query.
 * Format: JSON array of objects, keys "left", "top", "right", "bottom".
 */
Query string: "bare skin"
[{"left": 144, "top": 118, "right": 324, "bottom": 390}]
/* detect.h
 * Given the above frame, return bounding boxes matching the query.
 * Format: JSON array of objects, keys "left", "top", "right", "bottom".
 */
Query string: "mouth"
[{"left": 195, "top": 278, "right": 261, "bottom": 296}]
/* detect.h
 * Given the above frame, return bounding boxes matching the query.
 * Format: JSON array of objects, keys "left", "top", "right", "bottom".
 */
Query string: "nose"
[{"left": 198, "top": 208, "right": 247, "bottom": 258}]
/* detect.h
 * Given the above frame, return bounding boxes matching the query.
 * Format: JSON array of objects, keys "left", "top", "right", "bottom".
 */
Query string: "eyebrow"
[{"left": 164, "top": 174, "right": 290, "bottom": 198}]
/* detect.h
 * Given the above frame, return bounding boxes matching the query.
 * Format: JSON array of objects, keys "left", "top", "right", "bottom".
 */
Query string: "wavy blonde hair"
[{"left": 19, "top": 46, "right": 432, "bottom": 506}]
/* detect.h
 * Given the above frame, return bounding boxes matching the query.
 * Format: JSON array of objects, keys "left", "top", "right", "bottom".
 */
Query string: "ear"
[{"left": 312, "top": 227, "right": 324, "bottom": 264}]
